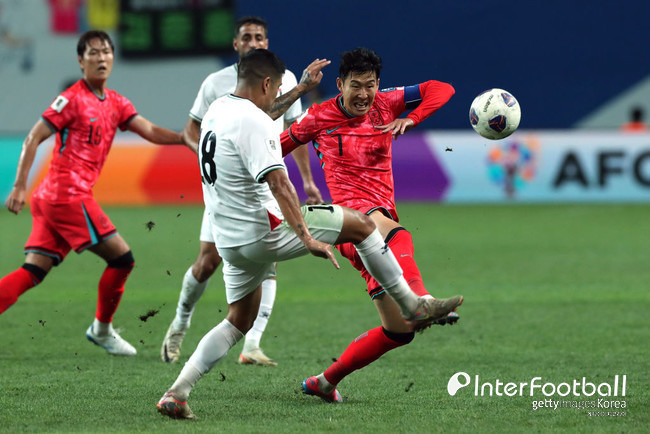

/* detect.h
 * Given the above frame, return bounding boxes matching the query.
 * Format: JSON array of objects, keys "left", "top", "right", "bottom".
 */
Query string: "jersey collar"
[
  {"left": 82, "top": 79, "right": 106, "bottom": 101},
  {"left": 336, "top": 94, "right": 356, "bottom": 119}
]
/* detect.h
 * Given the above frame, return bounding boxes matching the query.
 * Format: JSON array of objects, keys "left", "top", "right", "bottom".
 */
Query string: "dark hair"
[
  {"left": 339, "top": 47, "right": 382, "bottom": 81},
  {"left": 631, "top": 107, "right": 644, "bottom": 122},
  {"left": 77, "top": 30, "right": 114, "bottom": 57},
  {"left": 238, "top": 49, "right": 285, "bottom": 82},
  {"left": 235, "top": 16, "right": 269, "bottom": 38}
]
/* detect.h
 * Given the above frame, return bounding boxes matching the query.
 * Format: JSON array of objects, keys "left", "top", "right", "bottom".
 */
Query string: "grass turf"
[{"left": 0, "top": 203, "right": 648, "bottom": 432}]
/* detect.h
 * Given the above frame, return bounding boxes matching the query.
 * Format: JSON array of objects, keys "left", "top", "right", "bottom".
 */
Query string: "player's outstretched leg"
[
  {"left": 239, "top": 279, "right": 277, "bottom": 366},
  {"left": 382, "top": 228, "right": 464, "bottom": 328},
  {"left": 352, "top": 227, "right": 463, "bottom": 325}
]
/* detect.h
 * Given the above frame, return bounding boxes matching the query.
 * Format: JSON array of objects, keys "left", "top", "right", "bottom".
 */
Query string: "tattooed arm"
[{"left": 267, "top": 58, "right": 331, "bottom": 120}]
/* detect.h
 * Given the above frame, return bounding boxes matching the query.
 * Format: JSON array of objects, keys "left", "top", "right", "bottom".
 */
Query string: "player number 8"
[{"left": 201, "top": 131, "right": 217, "bottom": 185}]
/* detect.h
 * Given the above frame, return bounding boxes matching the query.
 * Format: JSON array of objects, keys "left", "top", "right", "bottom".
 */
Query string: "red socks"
[
  {"left": 0, "top": 267, "right": 42, "bottom": 314},
  {"left": 96, "top": 265, "right": 132, "bottom": 323},
  {"left": 1, "top": 253, "right": 134, "bottom": 322},
  {"left": 388, "top": 229, "right": 429, "bottom": 297},
  {"left": 323, "top": 326, "right": 412, "bottom": 385}
]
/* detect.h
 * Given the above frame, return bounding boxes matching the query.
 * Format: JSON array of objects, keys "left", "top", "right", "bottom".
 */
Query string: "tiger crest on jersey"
[{"left": 368, "top": 109, "right": 383, "bottom": 126}]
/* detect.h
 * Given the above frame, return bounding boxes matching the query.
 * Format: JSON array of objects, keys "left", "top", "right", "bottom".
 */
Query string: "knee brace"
[
  {"left": 382, "top": 327, "right": 415, "bottom": 344},
  {"left": 22, "top": 263, "right": 48, "bottom": 283},
  {"left": 107, "top": 251, "right": 135, "bottom": 269}
]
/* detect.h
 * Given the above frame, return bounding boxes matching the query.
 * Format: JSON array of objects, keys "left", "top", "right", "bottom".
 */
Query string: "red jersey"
[
  {"left": 281, "top": 80, "right": 454, "bottom": 219},
  {"left": 34, "top": 79, "right": 138, "bottom": 203}
]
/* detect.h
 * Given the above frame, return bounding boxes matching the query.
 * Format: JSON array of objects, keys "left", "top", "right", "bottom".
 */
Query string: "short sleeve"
[
  {"left": 189, "top": 75, "right": 214, "bottom": 122},
  {"left": 116, "top": 93, "right": 138, "bottom": 130},
  {"left": 41, "top": 92, "right": 77, "bottom": 132},
  {"left": 237, "top": 111, "right": 286, "bottom": 182},
  {"left": 287, "top": 104, "right": 319, "bottom": 144}
]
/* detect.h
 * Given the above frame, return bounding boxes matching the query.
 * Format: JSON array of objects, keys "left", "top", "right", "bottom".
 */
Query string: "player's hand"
[
  {"left": 304, "top": 238, "right": 340, "bottom": 269},
  {"left": 376, "top": 117, "right": 415, "bottom": 139},
  {"left": 298, "top": 58, "right": 331, "bottom": 93},
  {"left": 5, "top": 187, "right": 26, "bottom": 215},
  {"left": 303, "top": 181, "right": 323, "bottom": 205}
]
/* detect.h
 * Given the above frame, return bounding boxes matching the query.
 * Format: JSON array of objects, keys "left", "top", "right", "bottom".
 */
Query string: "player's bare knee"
[
  {"left": 226, "top": 311, "right": 256, "bottom": 334},
  {"left": 194, "top": 253, "right": 221, "bottom": 281},
  {"left": 194, "top": 243, "right": 221, "bottom": 280},
  {"left": 340, "top": 209, "right": 376, "bottom": 243}
]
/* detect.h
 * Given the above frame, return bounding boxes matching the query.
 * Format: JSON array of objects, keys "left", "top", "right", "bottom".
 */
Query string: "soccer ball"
[{"left": 469, "top": 89, "right": 521, "bottom": 140}]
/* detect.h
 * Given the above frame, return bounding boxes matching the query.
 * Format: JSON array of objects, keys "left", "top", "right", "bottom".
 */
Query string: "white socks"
[
  {"left": 354, "top": 229, "right": 419, "bottom": 318},
  {"left": 170, "top": 319, "right": 244, "bottom": 399},
  {"left": 172, "top": 266, "right": 209, "bottom": 330},
  {"left": 92, "top": 318, "right": 111, "bottom": 336},
  {"left": 243, "top": 279, "right": 276, "bottom": 352},
  {"left": 317, "top": 373, "right": 335, "bottom": 393}
]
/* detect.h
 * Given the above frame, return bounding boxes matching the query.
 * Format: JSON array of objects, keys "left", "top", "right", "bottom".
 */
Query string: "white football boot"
[{"left": 86, "top": 324, "right": 137, "bottom": 356}]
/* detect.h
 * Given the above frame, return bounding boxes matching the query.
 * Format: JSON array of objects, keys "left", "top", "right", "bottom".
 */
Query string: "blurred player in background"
[
  {"left": 156, "top": 49, "right": 461, "bottom": 419},
  {"left": 0, "top": 30, "right": 189, "bottom": 356},
  {"left": 620, "top": 106, "right": 648, "bottom": 133},
  {"left": 281, "top": 47, "right": 461, "bottom": 401},
  {"left": 160, "top": 16, "right": 327, "bottom": 367}
]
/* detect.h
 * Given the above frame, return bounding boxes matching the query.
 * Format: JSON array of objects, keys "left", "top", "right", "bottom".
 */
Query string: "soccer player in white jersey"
[
  {"left": 156, "top": 48, "right": 463, "bottom": 420},
  {"left": 160, "top": 16, "right": 329, "bottom": 366}
]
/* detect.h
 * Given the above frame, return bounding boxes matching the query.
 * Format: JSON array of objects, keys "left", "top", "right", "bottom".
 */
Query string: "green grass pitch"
[{"left": 0, "top": 203, "right": 648, "bottom": 432}]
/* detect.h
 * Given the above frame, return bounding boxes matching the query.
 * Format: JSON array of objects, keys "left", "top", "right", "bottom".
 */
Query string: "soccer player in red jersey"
[
  {"left": 281, "top": 47, "right": 462, "bottom": 401},
  {"left": 0, "top": 30, "right": 189, "bottom": 356}
]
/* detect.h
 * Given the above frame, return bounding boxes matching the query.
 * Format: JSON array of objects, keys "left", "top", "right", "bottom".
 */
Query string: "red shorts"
[{"left": 25, "top": 196, "right": 117, "bottom": 265}]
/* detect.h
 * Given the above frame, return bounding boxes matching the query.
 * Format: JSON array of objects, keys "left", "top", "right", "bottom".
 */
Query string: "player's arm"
[
  {"left": 376, "top": 80, "right": 455, "bottom": 139},
  {"left": 126, "top": 115, "right": 189, "bottom": 150},
  {"left": 265, "top": 168, "right": 338, "bottom": 269},
  {"left": 267, "top": 58, "right": 330, "bottom": 121},
  {"left": 5, "top": 119, "right": 53, "bottom": 214},
  {"left": 181, "top": 117, "right": 201, "bottom": 154},
  {"left": 286, "top": 120, "right": 323, "bottom": 205}
]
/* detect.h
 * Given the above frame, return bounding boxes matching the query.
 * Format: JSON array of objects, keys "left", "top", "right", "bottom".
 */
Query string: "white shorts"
[
  {"left": 199, "top": 208, "right": 214, "bottom": 243},
  {"left": 217, "top": 204, "right": 344, "bottom": 304}
]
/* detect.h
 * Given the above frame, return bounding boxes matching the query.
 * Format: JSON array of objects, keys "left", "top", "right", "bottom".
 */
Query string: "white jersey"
[
  {"left": 200, "top": 94, "right": 286, "bottom": 248},
  {"left": 189, "top": 63, "right": 301, "bottom": 134}
]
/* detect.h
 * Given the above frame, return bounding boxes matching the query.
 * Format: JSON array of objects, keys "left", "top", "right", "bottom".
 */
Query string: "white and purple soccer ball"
[{"left": 469, "top": 88, "right": 521, "bottom": 140}]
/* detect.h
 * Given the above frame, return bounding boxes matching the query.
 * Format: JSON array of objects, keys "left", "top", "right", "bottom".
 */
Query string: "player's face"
[
  {"left": 337, "top": 71, "right": 379, "bottom": 117},
  {"left": 78, "top": 38, "right": 114, "bottom": 82},
  {"left": 233, "top": 24, "right": 269, "bottom": 59}
]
